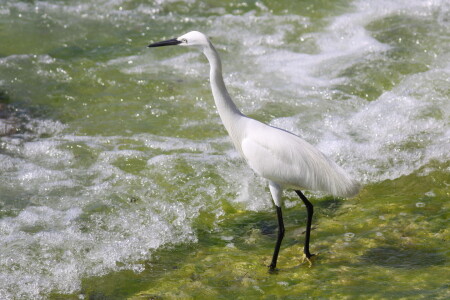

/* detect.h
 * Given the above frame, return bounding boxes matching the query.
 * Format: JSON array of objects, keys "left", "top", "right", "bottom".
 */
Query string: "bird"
[{"left": 148, "top": 31, "right": 361, "bottom": 271}]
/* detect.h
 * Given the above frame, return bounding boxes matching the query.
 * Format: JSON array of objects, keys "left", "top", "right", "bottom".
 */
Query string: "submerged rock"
[{"left": 0, "top": 103, "right": 20, "bottom": 136}]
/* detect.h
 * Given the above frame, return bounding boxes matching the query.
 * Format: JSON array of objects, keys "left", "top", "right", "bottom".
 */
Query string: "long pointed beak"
[{"left": 148, "top": 38, "right": 181, "bottom": 48}]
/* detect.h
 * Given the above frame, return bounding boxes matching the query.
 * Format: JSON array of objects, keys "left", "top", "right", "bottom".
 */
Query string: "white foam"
[
  {"left": 209, "top": 0, "right": 449, "bottom": 182},
  {"left": 1, "top": 0, "right": 449, "bottom": 298},
  {"left": 1, "top": 120, "right": 268, "bottom": 298},
  {"left": 0, "top": 54, "right": 56, "bottom": 66}
]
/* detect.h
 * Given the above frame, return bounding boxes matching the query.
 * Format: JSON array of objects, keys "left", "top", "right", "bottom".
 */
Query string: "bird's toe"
[{"left": 301, "top": 253, "right": 317, "bottom": 268}]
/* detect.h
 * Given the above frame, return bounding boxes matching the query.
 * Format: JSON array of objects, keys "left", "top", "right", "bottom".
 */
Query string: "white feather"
[{"left": 240, "top": 118, "right": 360, "bottom": 197}]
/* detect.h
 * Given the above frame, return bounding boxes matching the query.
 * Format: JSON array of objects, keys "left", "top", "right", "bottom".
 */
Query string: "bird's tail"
[{"left": 320, "top": 158, "right": 361, "bottom": 198}]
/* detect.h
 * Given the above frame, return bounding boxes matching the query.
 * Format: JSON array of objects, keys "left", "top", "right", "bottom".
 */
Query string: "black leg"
[
  {"left": 295, "top": 190, "right": 314, "bottom": 259},
  {"left": 269, "top": 206, "right": 285, "bottom": 271}
]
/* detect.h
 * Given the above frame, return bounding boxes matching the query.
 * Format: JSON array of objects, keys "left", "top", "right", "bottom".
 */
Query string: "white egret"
[{"left": 148, "top": 31, "right": 360, "bottom": 271}]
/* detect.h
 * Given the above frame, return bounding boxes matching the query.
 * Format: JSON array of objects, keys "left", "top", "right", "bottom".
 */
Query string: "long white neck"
[{"left": 202, "top": 43, "right": 244, "bottom": 136}]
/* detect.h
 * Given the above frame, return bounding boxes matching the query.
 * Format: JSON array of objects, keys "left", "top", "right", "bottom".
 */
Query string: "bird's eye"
[{"left": 181, "top": 38, "right": 187, "bottom": 44}]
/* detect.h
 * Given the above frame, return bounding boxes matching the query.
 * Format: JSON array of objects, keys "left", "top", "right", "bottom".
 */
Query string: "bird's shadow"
[
  {"left": 358, "top": 246, "right": 446, "bottom": 268},
  {"left": 220, "top": 196, "right": 345, "bottom": 251},
  {"left": 313, "top": 196, "right": 345, "bottom": 216}
]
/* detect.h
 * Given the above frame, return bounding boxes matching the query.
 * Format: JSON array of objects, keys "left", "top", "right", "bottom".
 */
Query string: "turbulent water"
[{"left": 0, "top": 0, "right": 449, "bottom": 299}]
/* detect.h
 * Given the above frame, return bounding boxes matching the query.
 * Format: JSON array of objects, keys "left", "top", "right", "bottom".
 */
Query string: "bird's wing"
[
  {"left": 241, "top": 121, "right": 320, "bottom": 187},
  {"left": 240, "top": 120, "right": 359, "bottom": 197}
]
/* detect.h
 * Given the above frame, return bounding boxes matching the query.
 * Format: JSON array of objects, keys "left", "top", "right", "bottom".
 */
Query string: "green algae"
[
  {"left": 50, "top": 165, "right": 448, "bottom": 299},
  {"left": 128, "top": 168, "right": 448, "bottom": 299},
  {"left": 2, "top": 0, "right": 449, "bottom": 298}
]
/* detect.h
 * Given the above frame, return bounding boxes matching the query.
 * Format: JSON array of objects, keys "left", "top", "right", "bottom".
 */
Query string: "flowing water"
[{"left": 0, "top": 0, "right": 449, "bottom": 299}]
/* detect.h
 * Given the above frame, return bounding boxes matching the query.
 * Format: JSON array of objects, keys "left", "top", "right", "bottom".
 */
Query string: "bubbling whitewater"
[{"left": 0, "top": 0, "right": 448, "bottom": 298}]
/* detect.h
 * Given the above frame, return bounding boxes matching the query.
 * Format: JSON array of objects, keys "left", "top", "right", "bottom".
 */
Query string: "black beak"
[{"left": 148, "top": 38, "right": 181, "bottom": 48}]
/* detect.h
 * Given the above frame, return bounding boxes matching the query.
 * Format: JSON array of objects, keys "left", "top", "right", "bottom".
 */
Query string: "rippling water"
[{"left": 0, "top": 0, "right": 449, "bottom": 298}]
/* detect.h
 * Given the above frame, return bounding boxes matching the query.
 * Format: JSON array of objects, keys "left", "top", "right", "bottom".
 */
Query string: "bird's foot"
[
  {"left": 268, "top": 263, "right": 279, "bottom": 274},
  {"left": 301, "top": 253, "right": 317, "bottom": 268}
]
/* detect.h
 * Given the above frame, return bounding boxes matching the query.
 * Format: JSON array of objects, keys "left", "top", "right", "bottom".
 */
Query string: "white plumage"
[
  {"left": 240, "top": 119, "right": 359, "bottom": 197},
  {"left": 149, "top": 31, "right": 360, "bottom": 271}
]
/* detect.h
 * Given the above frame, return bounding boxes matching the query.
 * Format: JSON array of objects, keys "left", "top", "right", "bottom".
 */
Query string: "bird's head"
[{"left": 148, "top": 31, "right": 210, "bottom": 49}]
